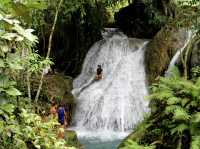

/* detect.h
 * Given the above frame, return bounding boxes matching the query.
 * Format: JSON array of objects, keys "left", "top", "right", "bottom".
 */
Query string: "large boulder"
[
  {"left": 65, "top": 130, "right": 83, "bottom": 148},
  {"left": 43, "top": 74, "right": 75, "bottom": 124},
  {"left": 145, "top": 7, "right": 200, "bottom": 84},
  {"left": 114, "top": 0, "right": 170, "bottom": 38},
  {"left": 145, "top": 25, "right": 188, "bottom": 84},
  {"left": 31, "top": 73, "right": 75, "bottom": 124},
  {"left": 189, "top": 38, "right": 200, "bottom": 68},
  {"left": 43, "top": 74, "right": 73, "bottom": 99}
]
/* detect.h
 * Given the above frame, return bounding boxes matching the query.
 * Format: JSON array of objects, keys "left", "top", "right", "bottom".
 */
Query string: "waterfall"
[
  {"left": 71, "top": 31, "right": 149, "bottom": 140},
  {"left": 165, "top": 31, "right": 193, "bottom": 76}
]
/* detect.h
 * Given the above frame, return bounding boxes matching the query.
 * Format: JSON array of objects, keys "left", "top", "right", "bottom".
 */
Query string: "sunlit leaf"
[
  {"left": 0, "top": 103, "right": 15, "bottom": 114},
  {"left": 6, "top": 87, "right": 21, "bottom": 96},
  {"left": 0, "top": 58, "right": 5, "bottom": 67}
]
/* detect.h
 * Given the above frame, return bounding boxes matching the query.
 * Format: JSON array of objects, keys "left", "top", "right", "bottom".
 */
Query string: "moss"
[
  {"left": 31, "top": 73, "right": 74, "bottom": 102},
  {"left": 65, "top": 130, "right": 82, "bottom": 148},
  {"left": 145, "top": 6, "right": 199, "bottom": 85},
  {"left": 43, "top": 74, "right": 75, "bottom": 124},
  {"left": 118, "top": 120, "right": 150, "bottom": 148},
  {"left": 30, "top": 74, "right": 75, "bottom": 120},
  {"left": 43, "top": 74, "right": 73, "bottom": 100},
  {"left": 145, "top": 23, "right": 189, "bottom": 84}
]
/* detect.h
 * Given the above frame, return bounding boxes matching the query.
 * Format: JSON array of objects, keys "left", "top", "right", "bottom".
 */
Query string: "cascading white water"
[
  {"left": 165, "top": 31, "right": 193, "bottom": 76},
  {"left": 72, "top": 31, "right": 149, "bottom": 139}
]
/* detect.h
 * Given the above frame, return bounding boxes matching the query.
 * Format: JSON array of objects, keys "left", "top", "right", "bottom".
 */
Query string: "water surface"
[{"left": 79, "top": 138, "right": 122, "bottom": 149}]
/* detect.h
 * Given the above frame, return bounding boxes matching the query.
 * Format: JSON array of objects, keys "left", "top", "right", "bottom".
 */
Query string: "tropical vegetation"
[{"left": 1, "top": 0, "right": 200, "bottom": 148}]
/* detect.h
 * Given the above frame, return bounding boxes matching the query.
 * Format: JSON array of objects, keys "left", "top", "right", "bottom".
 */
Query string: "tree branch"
[{"left": 35, "top": 0, "right": 63, "bottom": 103}]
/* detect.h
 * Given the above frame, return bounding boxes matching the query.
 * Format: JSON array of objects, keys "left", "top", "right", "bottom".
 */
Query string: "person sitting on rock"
[{"left": 96, "top": 65, "right": 103, "bottom": 80}]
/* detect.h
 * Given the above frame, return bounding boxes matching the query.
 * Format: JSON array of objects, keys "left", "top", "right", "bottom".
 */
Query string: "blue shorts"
[{"left": 59, "top": 119, "right": 65, "bottom": 125}]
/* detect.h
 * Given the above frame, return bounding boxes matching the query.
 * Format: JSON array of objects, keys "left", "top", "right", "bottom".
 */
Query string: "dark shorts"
[{"left": 58, "top": 117, "right": 65, "bottom": 125}]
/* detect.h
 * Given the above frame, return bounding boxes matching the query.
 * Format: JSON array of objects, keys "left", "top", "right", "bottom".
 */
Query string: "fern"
[
  {"left": 165, "top": 105, "right": 181, "bottom": 115},
  {"left": 181, "top": 98, "right": 191, "bottom": 107},
  {"left": 191, "top": 112, "right": 200, "bottom": 123},
  {"left": 170, "top": 124, "right": 189, "bottom": 135},
  {"left": 191, "top": 136, "right": 200, "bottom": 149},
  {"left": 120, "top": 139, "right": 155, "bottom": 149},
  {"left": 169, "top": 67, "right": 181, "bottom": 78},
  {"left": 149, "top": 90, "right": 174, "bottom": 101},
  {"left": 173, "top": 108, "right": 191, "bottom": 121},
  {"left": 167, "top": 97, "right": 181, "bottom": 105},
  {"left": 127, "top": 67, "right": 200, "bottom": 149},
  {"left": 194, "top": 77, "right": 200, "bottom": 87}
]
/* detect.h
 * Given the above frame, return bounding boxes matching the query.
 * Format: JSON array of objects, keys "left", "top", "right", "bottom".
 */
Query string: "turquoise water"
[{"left": 79, "top": 138, "right": 122, "bottom": 149}]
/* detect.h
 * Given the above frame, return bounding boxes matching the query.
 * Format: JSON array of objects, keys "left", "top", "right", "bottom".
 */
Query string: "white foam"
[
  {"left": 69, "top": 127, "right": 130, "bottom": 141},
  {"left": 72, "top": 32, "right": 150, "bottom": 139}
]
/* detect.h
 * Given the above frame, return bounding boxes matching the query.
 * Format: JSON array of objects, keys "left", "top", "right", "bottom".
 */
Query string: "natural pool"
[
  {"left": 70, "top": 129, "right": 129, "bottom": 149},
  {"left": 79, "top": 138, "right": 122, "bottom": 149}
]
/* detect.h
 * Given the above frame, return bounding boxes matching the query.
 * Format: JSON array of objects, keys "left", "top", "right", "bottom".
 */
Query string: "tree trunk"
[
  {"left": 35, "top": 0, "right": 64, "bottom": 103},
  {"left": 27, "top": 72, "right": 31, "bottom": 100},
  {"left": 183, "top": 44, "right": 190, "bottom": 79},
  {"left": 183, "top": 36, "right": 198, "bottom": 79},
  {"left": 41, "top": 25, "right": 46, "bottom": 55},
  {"left": 153, "top": 0, "right": 176, "bottom": 18}
]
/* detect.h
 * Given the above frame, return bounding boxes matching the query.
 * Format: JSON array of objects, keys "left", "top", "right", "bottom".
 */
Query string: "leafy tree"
[
  {"left": 35, "top": 0, "right": 63, "bottom": 103},
  {"left": 0, "top": 2, "right": 77, "bottom": 149}
]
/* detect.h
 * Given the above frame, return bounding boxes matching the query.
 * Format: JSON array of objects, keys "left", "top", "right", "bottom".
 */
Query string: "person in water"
[{"left": 96, "top": 65, "right": 103, "bottom": 80}]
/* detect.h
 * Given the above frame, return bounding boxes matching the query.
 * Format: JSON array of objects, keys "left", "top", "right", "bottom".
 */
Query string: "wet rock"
[
  {"left": 145, "top": 25, "right": 188, "bottom": 84},
  {"left": 65, "top": 130, "right": 82, "bottom": 148},
  {"left": 189, "top": 38, "right": 200, "bottom": 68},
  {"left": 115, "top": 0, "right": 163, "bottom": 38},
  {"left": 31, "top": 73, "right": 75, "bottom": 123}
]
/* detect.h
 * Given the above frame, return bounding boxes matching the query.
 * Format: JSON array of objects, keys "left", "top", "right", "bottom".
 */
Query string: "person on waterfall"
[{"left": 96, "top": 65, "right": 103, "bottom": 80}]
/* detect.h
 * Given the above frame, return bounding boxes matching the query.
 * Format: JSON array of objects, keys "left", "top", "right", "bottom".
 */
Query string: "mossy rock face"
[
  {"left": 145, "top": 7, "right": 199, "bottom": 84},
  {"left": 145, "top": 25, "right": 188, "bottom": 84},
  {"left": 43, "top": 74, "right": 75, "bottom": 124},
  {"left": 31, "top": 73, "right": 75, "bottom": 122},
  {"left": 43, "top": 74, "right": 73, "bottom": 101},
  {"left": 65, "top": 130, "right": 82, "bottom": 148},
  {"left": 189, "top": 38, "right": 200, "bottom": 68},
  {"left": 115, "top": 0, "right": 161, "bottom": 38},
  {"left": 31, "top": 73, "right": 74, "bottom": 103}
]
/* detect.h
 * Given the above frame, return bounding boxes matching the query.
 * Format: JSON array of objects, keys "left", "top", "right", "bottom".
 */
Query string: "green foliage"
[
  {"left": 0, "top": 100, "right": 72, "bottom": 149},
  {"left": 0, "top": 0, "right": 47, "bottom": 26},
  {"left": 0, "top": 75, "right": 21, "bottom": 96},
  {"left": 124, "top": 68, "right": 200, "bottom": 149},
  {"left": 145, "top": 1, "right": 169, "bottom": 27},
  {"left": 0, "top": 14, "right": 38, "bottom": 99},
  {"left": 191, "top": 66, "right": 200, "bottom": 79},
  {"left": 120, "top": 139, "right": 155, "bottom": 149},
  {"left": 24, "top": 52, "right": 53, "bottom": 74},
  {"left": 191, "top": 136, "right": 200, "bottom": 149},
  {"left": 0, "top": 13, "right": 38, "bottom": 96},
  {"left": 173, "top": 0, "right": 200, "bottom": 32},
  {"left": 0, "top": 4, "right": 74, "bottom": 149}
]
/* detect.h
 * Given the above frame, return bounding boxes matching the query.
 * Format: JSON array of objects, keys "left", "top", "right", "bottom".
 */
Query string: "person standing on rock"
[
  {"left": 58, "top": 101, "right": 65, "bottom": 126},
  {"left": 57, "top": 100, "right": 66, "bottom": 139}
]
